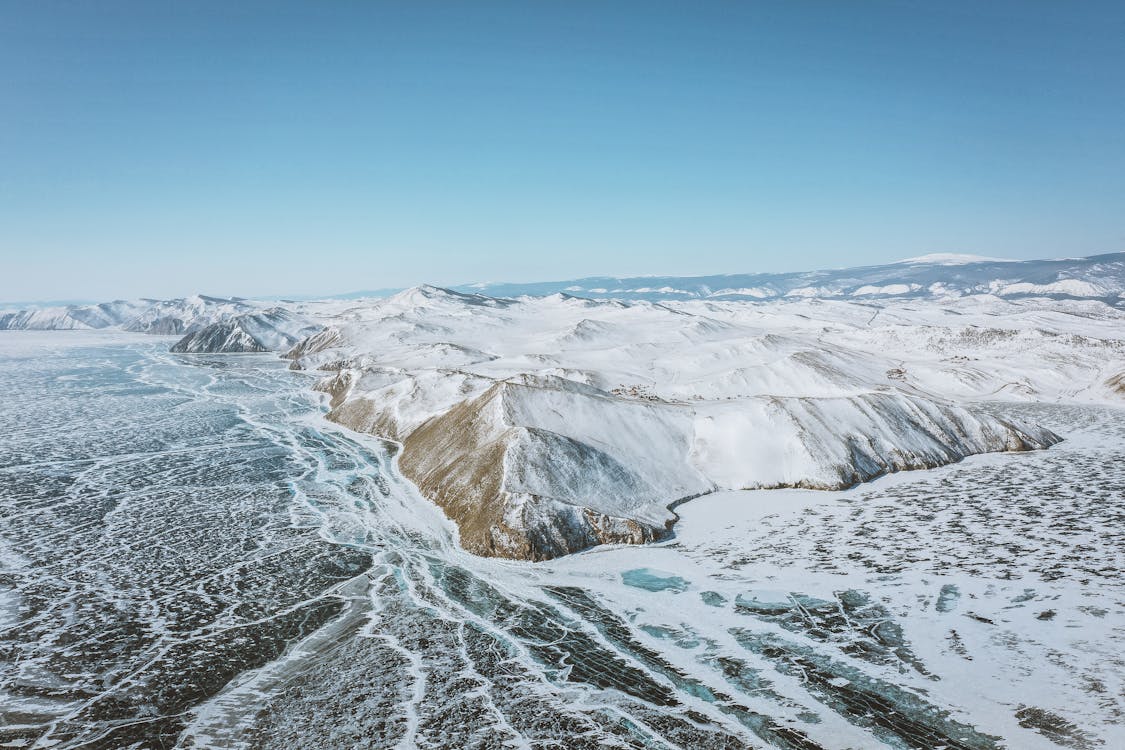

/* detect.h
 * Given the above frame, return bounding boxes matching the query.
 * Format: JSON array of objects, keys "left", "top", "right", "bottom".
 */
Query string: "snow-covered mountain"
[
  {"left": 0, "top": 295, "right": 330, "bottom": 353},
  {"left": 169, "top": 308, "right": 323, "bottom": 353},
  {"left": 0, "top": 295, "right": 256, "bottom": 334},
  {"left": 274, "top": 285, "right": 1125, "bottom": 560},
  {"left": 4, "top": 252, "right": 1121, "bottom": 333},
  {"left": 120, "top": 295, "right": 260, "bottom": 335},
  {"left": 0, "top": 300, "right": 150, "bottom": 331},
  {"left": 453, "top": 251, "right": 1125, "bottom": 303}
]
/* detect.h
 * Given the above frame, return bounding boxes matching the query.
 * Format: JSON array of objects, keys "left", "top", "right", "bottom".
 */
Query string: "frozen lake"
[{"left": 0, "top": 332, "right": 1120, "bottom": 749}]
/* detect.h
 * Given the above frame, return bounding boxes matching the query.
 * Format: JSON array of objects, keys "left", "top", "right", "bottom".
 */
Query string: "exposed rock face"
[
  {"left": 12, "top": 283, "right": 1097, "bottom": 563},
  {"left": 389, "top": 378, "right": 701, "bottom": 560},
  {"left": 140, "top": 317, "right": 188, "bottom": 336},
  {"left": 171, "top": 320, "right": 268, "bottom": 353},
  {"left": 122, "top": 295, "right": 256, "bottom": 334},
  {"left": 1106, "top": 372, "right": 1125, "bottom": 396},
  {"left": 320, "top": 366, "right": 1059, "bottom": 561},
  {"left": 689, "top": 393, "right": 1059, "bottom": 491},
  {"left": 170, "top": 309, "right": 321, "bottom": 354},
  {"left": 282, "top": 284, "right": 1097, "bottom": 561},
  {"left": 284, "top": 327, "right": 342, "bottom": 360}
]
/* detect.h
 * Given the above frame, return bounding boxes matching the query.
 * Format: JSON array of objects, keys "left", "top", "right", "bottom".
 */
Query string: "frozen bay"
[{"left": 0, "top": 332, "right": 1120, "bottom": 749}]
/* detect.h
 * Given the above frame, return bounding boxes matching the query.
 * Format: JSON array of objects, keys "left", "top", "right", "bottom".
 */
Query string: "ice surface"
[
  {"left": 0, "top": 331, "right": 1120, "bottom": 748},
  {"left": 621, "top": 568, "right": 690, "bottom": 593}
]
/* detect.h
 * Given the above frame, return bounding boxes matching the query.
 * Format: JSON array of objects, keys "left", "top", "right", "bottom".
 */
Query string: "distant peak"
[
  {"left": 384, "top": 284, "right": 509, "bottom": 308},
  {"left": 539, "top": 291, "right": 594, "bottom": 303},
  {"left": 387, "top": 284, "right": 457, "bottom": 300}
]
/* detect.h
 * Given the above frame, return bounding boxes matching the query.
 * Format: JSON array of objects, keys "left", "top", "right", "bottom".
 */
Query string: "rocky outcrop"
[
  {"left": 389, "top": 379, "right": 694, "bottom": 559},
  {"left": 1106, "top": 371, "right": 1125, "bottom": 397},
  {"left": 322, "top": 370, "right": 1060, "bottom": 561},
  {"left": 171, "top": 320, "right": 268, "bottom": 353},
  {"left": 323, "top": 377, "right": 686, "bottom": 559},
  {"left": 277, "top": 284, "right": 1090, "bottom": 561},
  {"left": 170, "top": 309, "right": 321, "bottom": 354},
  {"left": 689, "top": 393, "right": 1059, "bottom": 491},
  {"left": 284, "top": 327, "right": 342, "bottom": 360}
]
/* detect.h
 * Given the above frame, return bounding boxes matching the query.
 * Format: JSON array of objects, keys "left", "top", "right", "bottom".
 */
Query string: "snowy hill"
[
  {"left": 0, "top": 295, "right": 333, "bottom": 353},
  {"left": 169, "top": 308, "right": 323, "bottom": 353},
  {"left": 0, "top": 295, "right": 256, "bottom": 334},
  {"left": 278, "top": 286, "right": 1122, "bottom": 560},
  {"left": 121, "top": 295, "right": 258, "bottom": 335},
  {"left": 0, "top": 300, "right": 149, "bottom": 330}
]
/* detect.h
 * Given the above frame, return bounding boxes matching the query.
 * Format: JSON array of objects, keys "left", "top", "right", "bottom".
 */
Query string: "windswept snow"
[
  {"left": 2, "top": 330, "right": 1119, "bottom": 748},
  {"left": 0, "top": 300, "right": 148, "bottom": 330}
]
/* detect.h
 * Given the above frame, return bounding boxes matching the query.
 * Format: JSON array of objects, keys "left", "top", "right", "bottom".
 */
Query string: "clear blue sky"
[{"left": 2, "top": 1, "right": 1123, "bottom": 301}]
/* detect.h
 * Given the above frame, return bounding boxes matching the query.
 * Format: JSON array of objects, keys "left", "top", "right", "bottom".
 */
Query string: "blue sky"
[{"left": 2, "top": 1, "right": 1123, "bottom": 301}]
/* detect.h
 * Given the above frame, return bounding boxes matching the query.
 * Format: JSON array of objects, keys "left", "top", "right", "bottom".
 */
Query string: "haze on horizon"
[{"left": 2, "top": 1, "right": 1124, "bottom": 303}]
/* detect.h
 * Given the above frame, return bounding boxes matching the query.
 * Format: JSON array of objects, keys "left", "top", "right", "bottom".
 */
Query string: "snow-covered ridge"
[
  {"left": 0, "top": 295, "right": 351, "bottom": 353},
  {"left": 4, "top": 252, "right": 1121, "bottom": 332},
  {"left": 0, "top": 295, "right": 256, "bottom": 334},
  {"left": 0, "top": 300, "right": 150, "bottom": 331},
  {"left": 169, "top": 308, "right": 323, "bottom": 353},
  {"left": 274, "top": 285, "right": 1125, "bottom": 560}
]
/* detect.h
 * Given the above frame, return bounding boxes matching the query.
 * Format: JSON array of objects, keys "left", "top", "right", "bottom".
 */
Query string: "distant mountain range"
[
  {"left": 3, "top": 252, "right": 1123, "bottom": 338},
  {"left": 0, "top": 295, "right": 257, "bottom": 333},
  {"left": 447, "top": 252, "right": 1125, "bottom": 303}
]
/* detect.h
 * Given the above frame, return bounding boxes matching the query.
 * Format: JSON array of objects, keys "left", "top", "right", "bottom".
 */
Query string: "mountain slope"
[
  {"left": 170, "top": 308, "right": 322, "bottom": 353},
  {"left": 0, "top": 300, "right": 148, "bottom": 330},
  {"left": 290, "top": 287, "right": 1089, "bottom": 560},
  {"left": 0, "top": 295, "right": 257, "bottom": 334}
]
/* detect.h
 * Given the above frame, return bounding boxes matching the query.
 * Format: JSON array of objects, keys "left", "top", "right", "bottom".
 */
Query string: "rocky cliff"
[
  {"left": 170, "top": 309, "right": 321, "bottom": 353},
  {"left": 303, "top": 300, "right": 1064, "bottom": 561}
]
